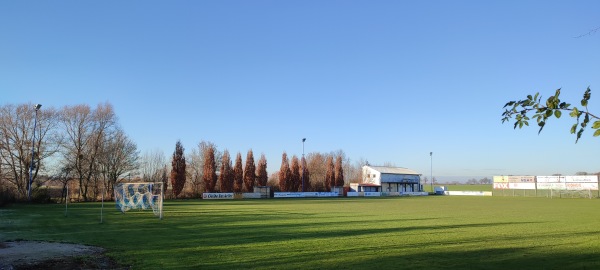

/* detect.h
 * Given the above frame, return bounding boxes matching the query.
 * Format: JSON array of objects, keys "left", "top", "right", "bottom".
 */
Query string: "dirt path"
[{"left": 0, "top": 241, "right": 124, "bottom": 269}]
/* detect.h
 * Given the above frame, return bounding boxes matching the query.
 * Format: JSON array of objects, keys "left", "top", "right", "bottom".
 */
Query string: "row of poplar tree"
[{"left": 169, "top": 141, "right": 344, "bottom": 198}]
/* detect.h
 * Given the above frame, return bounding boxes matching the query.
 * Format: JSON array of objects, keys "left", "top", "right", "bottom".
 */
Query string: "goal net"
[
  {"left": 114, "top": 182, "right": 163, "bottom": 219},
  {"left": 550, "top": 188, "right": 593, "bottom": 199}
]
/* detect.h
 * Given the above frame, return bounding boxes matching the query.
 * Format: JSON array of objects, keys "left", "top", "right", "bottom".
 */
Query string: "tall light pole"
[
  {"left": 430, "top": 151, "right": 433, "bottom": 193},
  {"left": 28, "top": 104, "right": 42, "bottom": 201},
  {"left": 302, "top": 138, "right": 306, "bottom": 192}
]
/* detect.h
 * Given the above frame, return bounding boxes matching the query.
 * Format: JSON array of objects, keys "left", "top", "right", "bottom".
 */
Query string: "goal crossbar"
[{"left": 114, "top": 182, "right": 163, "bottom": 219}]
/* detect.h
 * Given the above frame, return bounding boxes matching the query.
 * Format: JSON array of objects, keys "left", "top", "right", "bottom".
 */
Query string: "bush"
[
  {"left": 31, "top": 187, "right": 53, "bottom": 203},
  {"left": 0, "top": 188, "right": 16, "bottom": 207}
]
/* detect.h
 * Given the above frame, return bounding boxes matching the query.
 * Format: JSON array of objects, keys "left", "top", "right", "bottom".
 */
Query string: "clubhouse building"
[{"left": 353, "top": 165, "right": 422, "bottom": 193}]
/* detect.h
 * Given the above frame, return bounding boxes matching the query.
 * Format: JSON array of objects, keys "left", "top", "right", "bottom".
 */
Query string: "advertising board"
[
  {"left": 508, "top": 176, "right": 535, "bottom": 183},
  {"left": 493, "top": 183, "right": 509, "bottom": 189},
  {"left": 274, "top": 192, "right": 303, "bottom": 198},
  {"left": 202, "top": 193, "right": 234, "bottom": 199},
  {"left": 565, "top": 175, "right": 599, "bottom": 183},
  {"left": 445, "top": 191, "right": 492, "bottom": 196},
  {"left": 274, "top": 192, "right": 339, "bottom": 198},
  {"left": 536, "top": 182, "right": 566, "bottom": 190},
  {"left": 565, "top": 182, "right": 599, "bottom": 190},
  {"left": 493, "top": 176, "right": 509, "bottom": 183},
  {"left": 508, "top": 182, "right": 536, "bottom": 190},
  {"left": 536, "top": 176, "right": 565, "bottom": 183}
]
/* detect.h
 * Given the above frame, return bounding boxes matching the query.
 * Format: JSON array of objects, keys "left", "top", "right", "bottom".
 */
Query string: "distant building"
[{"left": 360, "top": 165, "right": 422, "bottom": 193}]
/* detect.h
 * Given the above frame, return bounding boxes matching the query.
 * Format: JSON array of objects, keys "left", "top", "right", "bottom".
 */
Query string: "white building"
[{"left": 360, "top": 166, "right": 422, "bottom": 193}]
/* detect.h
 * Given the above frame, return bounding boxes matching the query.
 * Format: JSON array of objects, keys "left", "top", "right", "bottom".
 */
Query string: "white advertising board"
[
  {"left": 202, "top": 193, "right": 234, "bottom": 199},
  {"left": 566, "top": 182, "right": 599, "bottom": 190},
  {"left": 508, "top": 183, "right": 536, "bottom": 190},
  {"left": 508, "top": 176, "right": 535, "bottom": 183},
  {"left": 242, "top": 193, "right": 262, "bottom": 199},
  {"left": 274, "top": 192, "right": 303, "bottom": 198},
  {"left": 536, "top": 176, "right": 565, "bottom": 183},
  {"left": 565, "top": 175, "right": 599, "bottom": 183},
  {"left": 536, "top": 182, "right": 566, "bottom": 190},
  {"left": 402, "top": 192, "right": 428, "bottom": 196},
  {"left": 274, "top": 192, "right": 339, "bottom": 198},
  {"left": 493, "top": 183, "right": 509, "bottom": 189},
  {"left": 364, "top": 192, "right": 381, "bottom": 197},
  {"left": 493, "top": 176, "right": 509, "bottom": 183},
  {"left": 444, "top": 191, "right": 492, "bottom": 196}
]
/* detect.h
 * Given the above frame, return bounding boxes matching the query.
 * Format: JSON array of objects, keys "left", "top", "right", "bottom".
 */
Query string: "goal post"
[
  {"left": 114, "top": 182, "right": 163, "bottom": 219},
  {"left": 551, "top": 188, "right": 593, "bottom": 199}
]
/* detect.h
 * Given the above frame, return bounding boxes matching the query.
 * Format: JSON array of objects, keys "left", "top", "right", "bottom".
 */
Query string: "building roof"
[
  {"left": 366, "top": 166, "right": 421, "bottom": 175},
  {"left": 358, "top": 183, "right": 381, "bottom": 187}
]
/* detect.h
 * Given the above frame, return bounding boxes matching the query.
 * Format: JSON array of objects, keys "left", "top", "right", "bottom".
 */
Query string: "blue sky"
[{"left": 2, "top": 1, "right": 599, "bottom": 181}]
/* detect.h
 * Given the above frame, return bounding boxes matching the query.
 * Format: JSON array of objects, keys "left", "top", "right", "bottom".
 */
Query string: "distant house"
[{"left": 360, "top": 165, "right": 422, "bottom": 193}]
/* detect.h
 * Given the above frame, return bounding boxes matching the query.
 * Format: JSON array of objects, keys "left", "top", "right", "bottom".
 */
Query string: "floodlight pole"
[
  {"left": 430, "top": 152, "right": 433, "bottom": 193},
  {"left": 28, "top": 104, "right": 42, "bottom": 201},
  {"left": 302, "top": 138, "right": 306, "bottom": 192}
]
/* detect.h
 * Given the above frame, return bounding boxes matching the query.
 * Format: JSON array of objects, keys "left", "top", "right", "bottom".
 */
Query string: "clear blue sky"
[{"left": 2, "top": 1, "right": 599, "bottom": 181}]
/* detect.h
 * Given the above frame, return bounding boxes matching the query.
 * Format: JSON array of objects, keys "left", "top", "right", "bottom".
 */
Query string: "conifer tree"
[
  {"left": 243, "top": 150, "right": 256, "bottom": 192},
  {"left": 325, "top": 156, "right": 335, "bottom": 191},
  {"left": 334, "top": 155, "right": 344, "bottom": 187},
  {"left": 279, "top": 152, "right": 291, "bottom": 191},
  {"left": 203, "top": 145, "right": 217, "bottom": 192},
  {"left": 219, "top": 150, "right": 234, "bottom": 192},
  {"left": 290, "top": 155, "right": 301, "bottom": 191},
  {"left": 233, "top": 152, "right": 244, "bottom": 192},
  {"left": 170, "top": 140, "right": 186, "bottom": 198},
  {"left": 256, "top": 154, "right": 268, "bottom": 186}
]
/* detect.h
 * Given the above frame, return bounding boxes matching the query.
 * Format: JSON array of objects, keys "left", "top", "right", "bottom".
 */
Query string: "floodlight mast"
[
  {"left": 430, "top": 152, "right": 433, "bottom": 193},
  {"left": 302, "top": 138, "right": 306, "bottom": 192},
  {"left": 28, "top": 104, "right": 42, "bottom": 201}
]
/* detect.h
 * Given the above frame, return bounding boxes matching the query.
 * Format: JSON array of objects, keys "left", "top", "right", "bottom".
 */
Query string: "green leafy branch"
[{"left": 501, "top": 87, "right": 600, "bottom": 142}]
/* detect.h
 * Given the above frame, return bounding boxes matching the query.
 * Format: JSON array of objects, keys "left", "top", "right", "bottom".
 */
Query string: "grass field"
[{"left": 2, "top": 196, "right": 600, "bottom": 269}]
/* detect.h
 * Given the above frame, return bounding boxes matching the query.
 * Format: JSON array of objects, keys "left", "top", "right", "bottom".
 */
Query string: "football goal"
[
  {"left": 550, "top": 188, "right": 593, "bottom": 199},
  {"left": 114, "top": 182, "right": 163, "bottom": 219}
]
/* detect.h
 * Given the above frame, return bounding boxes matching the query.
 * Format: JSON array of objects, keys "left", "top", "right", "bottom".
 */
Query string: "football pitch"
[{"left": 2, "top": 196, "right": 600, "bottom": 269}]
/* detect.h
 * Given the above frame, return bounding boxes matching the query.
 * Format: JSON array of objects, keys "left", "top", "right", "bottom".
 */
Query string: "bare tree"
[
  {"left": 140, "top": 149, "right": 166, "bottom": 183},
  {"left": 306, "top": 152, "right": 327, "bottom": 191},
  {"left": 290, "top": 155, "right": 301, "bottom": 191},
  {"left": 301, "top": 156, "right": 311, "bottom": 191},
  {"left": 346, "top": 158, "right": 365, "bottom": 184},
  {"left": 325, "top": 156, "right": 335, "bottom": 191},
  {"left": 60, "top": 103, "right": 116, "bottom": 201},
  {"left": 256, "top": 154, "right": 268, "bottom": 187},
  {"left": 0, "top": 103, "right": 60, "bottom": 199},
  {"left": 55, "top": 164, "right": 73, "bottom": 203},
  {"left": 188, "top": 141, "right": 221, "bottom": 195},
  {"left": 233, "top": 152, "right": 243, "bottom": 192},
  {"left": 97, "top": 129, "right": 138, "bottom": 199},
  {"left": 243, "top": 150, "right": 255, "bottom": 192},
  {"left": 170, "top": 140, "right": 186, "bottom": 198},
  {"left": 268, "top": 172, "right": 279, "bottom": 191},
  {"left": 279, "top": 152, "right": 291, "bottom": 191},
  {"left": 187, "top": 148, "right": 203, "bottom": 195},
  {"left": 421, "top": 176, "right": 429, "bottom": 186},
  {"left": 161, "top": 165, "right": 169, "bottom": 198},
  {"left": 334, "top": 155, "right": 344, "bottom": 187},
  {"left": 479, "top": 177, "right": 492, "bottom": 184}
]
